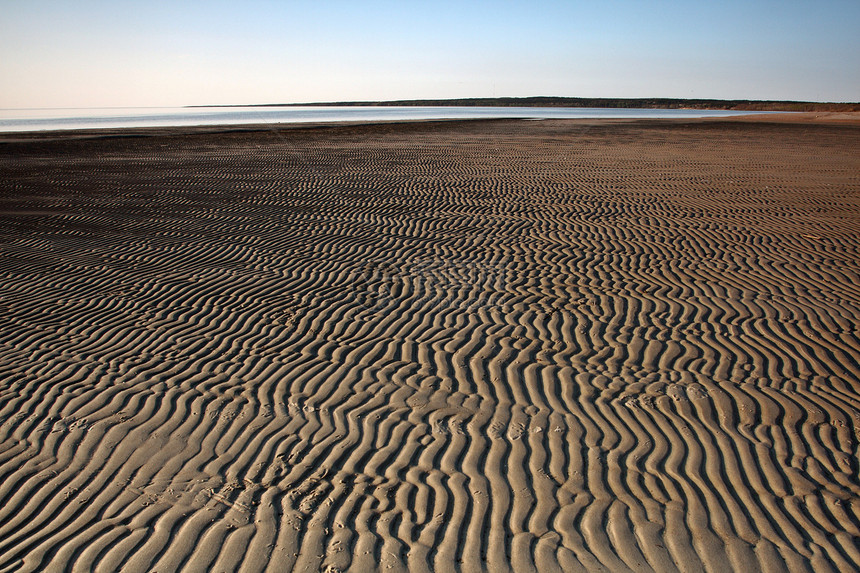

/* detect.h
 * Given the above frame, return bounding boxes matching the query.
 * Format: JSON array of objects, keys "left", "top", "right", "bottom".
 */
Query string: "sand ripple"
[{"left": 1, "top": 120, "right": 859, "bottom": 571}]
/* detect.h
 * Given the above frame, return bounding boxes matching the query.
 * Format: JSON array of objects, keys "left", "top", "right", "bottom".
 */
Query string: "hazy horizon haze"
[{"left": 1, "top": 0, "right": 858, "bottom": 108}]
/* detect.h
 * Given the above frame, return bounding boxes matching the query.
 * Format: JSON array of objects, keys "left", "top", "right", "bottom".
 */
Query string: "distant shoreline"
[{"left": 188, "top": 96, "right": 860, "bottom": 112}]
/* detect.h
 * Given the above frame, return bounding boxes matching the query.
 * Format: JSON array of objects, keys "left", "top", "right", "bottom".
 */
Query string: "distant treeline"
[{"left": 223, "top": 97, "right": 860, "bottom": 112}]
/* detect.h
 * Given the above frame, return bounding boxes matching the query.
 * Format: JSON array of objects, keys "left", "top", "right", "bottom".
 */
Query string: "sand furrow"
[{"left": 1, "top": 119, "right": 859, "bottom": 571}]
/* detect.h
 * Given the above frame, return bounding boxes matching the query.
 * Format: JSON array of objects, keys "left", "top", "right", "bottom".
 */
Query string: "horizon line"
[{"left": 185, "top": 95, "right": 860, "bottom": 110}]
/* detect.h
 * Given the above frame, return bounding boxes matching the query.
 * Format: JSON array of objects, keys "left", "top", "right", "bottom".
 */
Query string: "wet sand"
[{"left": 1, "top": 118, "right": 859, "bottom": 572}]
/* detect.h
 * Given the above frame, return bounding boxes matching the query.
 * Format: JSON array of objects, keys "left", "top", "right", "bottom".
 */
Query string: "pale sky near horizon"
[{"left": 1, "top": 0, "right": 858, "bottom": 108}]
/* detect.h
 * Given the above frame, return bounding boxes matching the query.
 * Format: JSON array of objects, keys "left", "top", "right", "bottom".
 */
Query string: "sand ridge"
[
  {"left": 718, "top": 111, "right": 860, "bottom": 125},
  {"left": 1, "top": 119, "right": 859, "bottom": 571}
]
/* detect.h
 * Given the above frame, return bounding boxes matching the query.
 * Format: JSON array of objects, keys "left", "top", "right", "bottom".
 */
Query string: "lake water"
[{"left": 0, "top": 106, "right": 772, "bottom": 132}]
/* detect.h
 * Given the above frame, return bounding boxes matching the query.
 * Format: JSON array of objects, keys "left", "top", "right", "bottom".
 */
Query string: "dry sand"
[
  {"left": 1, "top": 118, "right": 859, "bottom": 572},
  {"left": 728, "top": 111, "right": 860, "bottom": 126}
]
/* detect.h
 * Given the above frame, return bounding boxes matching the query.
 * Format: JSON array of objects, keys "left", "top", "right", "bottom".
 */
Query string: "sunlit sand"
[{"left": 1, "top": 116, "right": 858, "bottom": 571}]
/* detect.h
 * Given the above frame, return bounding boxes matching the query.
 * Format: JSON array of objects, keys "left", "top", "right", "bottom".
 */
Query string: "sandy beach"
[{"left": 1, "top": 117, "right": 859, "bottom": 572}]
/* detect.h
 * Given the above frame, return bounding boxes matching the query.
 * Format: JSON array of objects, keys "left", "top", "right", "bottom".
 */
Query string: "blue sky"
[{"left": 1, "top": 0, "right": 858, "bottom": 108}]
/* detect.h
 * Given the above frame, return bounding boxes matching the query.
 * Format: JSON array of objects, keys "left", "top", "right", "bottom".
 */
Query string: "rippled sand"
[{"left": 1, "top": 118, "right": 859, "bottom": 572}]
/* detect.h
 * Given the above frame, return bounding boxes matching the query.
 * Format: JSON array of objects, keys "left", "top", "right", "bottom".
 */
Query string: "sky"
[{"left": 1, "top": 0, "right": 858, "bottom": 108}]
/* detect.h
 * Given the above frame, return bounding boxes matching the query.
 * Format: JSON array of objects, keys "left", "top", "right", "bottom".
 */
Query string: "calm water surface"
[{"left": 0, "top": 106, "right": 773, "bottom": 132}]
